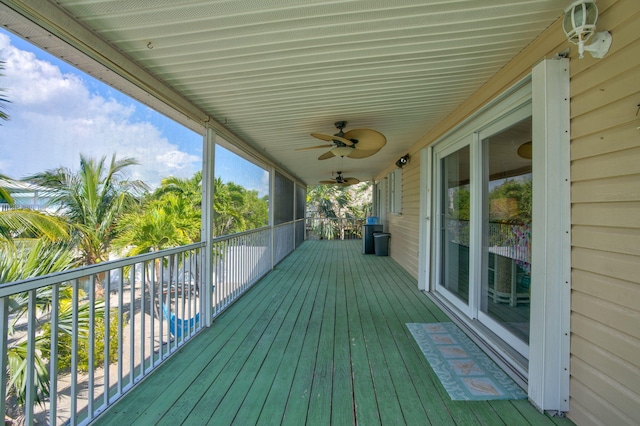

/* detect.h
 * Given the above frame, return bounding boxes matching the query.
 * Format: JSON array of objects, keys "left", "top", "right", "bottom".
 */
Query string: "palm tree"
[
  {"left": 0, "top": 176, "right": 70, "bottom": 247},
  {"left": 306, "top": 184, "right": 352, "bottom": 239},
  {"left": 114, "top": 178, "right": 202, "bottom": 318},
  {"left": 0, "top": 239, "right": 82, "bottom": 409},
  {"left": 26, "top": 154, "right": 147, "bottom": 268},
  {"left": 154, "top": 171, "right": 202, "bottom": 210}
]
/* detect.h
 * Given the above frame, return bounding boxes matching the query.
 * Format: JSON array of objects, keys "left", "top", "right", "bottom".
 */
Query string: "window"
[{"left": 388, "top": 168, "right": 402, "bottom": 214}]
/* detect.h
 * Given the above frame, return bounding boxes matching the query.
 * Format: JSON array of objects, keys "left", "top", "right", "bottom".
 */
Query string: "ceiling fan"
[
  {"left": 319, "top": 171, "right": 360, "bottom": 186},
  {"left": 297, "top": 121, "right": 386, "bottom": 160}
]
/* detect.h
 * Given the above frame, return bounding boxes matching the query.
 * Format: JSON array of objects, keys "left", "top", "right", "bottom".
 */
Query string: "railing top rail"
[
  {"left": 0, "top": 242, "right": 205, "bottom": 297},
  {"left": 212, "top": 225, "right": 270, "bottom": 243},
  {"left": 273, "top": 221, "right": 295, "bottom": 229}
]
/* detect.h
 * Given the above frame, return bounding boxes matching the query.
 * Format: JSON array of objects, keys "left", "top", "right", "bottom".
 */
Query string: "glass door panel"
[
  {"left": 480, "top": 117, "right": 532, "bottom": 346},
  {"left": 439, "top": 145, "right": 471, "bottom": 306}
]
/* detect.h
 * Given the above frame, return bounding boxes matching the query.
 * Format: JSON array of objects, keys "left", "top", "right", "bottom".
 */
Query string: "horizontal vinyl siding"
[
  {"left": 568, "top": 0, "right": 640, "bottom": 424},
  {"left": 387, "top": 157, "right": 420, "bottom": 279}
]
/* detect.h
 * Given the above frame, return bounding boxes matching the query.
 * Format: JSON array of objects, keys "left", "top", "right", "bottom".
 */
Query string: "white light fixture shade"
[
  {"left": 563, "top": 0, "right": 611, "bottom": 59},
  {"left": 331, "top": 146, "right": 353, "bottom": 157}
]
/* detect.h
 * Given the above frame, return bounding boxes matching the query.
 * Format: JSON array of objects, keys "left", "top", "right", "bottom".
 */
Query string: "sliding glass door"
[{"left": 434, "top": 106, "right": 532, "bottom": 358}]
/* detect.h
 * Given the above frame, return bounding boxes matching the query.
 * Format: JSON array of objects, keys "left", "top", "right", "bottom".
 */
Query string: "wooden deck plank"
[
  {"left": 254, "top": 244, "right": 327, "bottom": 425},
  {"left": 329, "top": 244, "right": 356, "bottom": 425},
  {"left": 93, "top": 240, "right": 573, "bottom": 426},
  {"left": 154, "top": 250, "right": 308, "bottom": 425},
  {"left": 181, "top": 248, "right": 314, "bottom": 425},
  {"left": 231, "top": 241, "right": 325, "bottom": 425},
  {"left": 359, "top": 255, "right": 435, "bottom": 425},
  {"left": 279, "top": 245, "right": 331, "bottom": 425},
  {"left": 349, "top": 253, "right": 411, "bottom": 424},
  {"left": 306, "top": 244, "right": 338, "bottom": 425},
  {"left": 100, "top": 259, "right": 285, "bottom": 425},
  {"left": 203, "top": 254, "right": 318, "bottom": 425},
  {"left": 344, "top": 246, "right": 383, "bottom": 426},
  {"left": 363, "top": 253, "right": 458, "bottom": 426}
]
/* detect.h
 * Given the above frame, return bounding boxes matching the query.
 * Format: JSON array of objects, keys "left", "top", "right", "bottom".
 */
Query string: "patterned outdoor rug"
[{"left": 406, "top": 322, "right": 527, "bottom": 401}]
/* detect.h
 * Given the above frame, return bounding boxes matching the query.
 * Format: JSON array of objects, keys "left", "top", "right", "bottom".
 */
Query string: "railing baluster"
[
  {"left": 154, "top": 256, "right": 165, "bottom": 360},
  {"left": 129, "top": 266, "right": 135, "bottom": 385},
  {"left": 103, "top": 273, "right": 111, "bottom": 406},
  {"left": 49, "top": 284, "right": 59, "bottom": 425},
  {"left": 117, "top": 268, "right": 124, "bottom": 396},
  {"left": 88, "top": 274, "right": 96, "bottom": 418},
  {"left": 70, "top": 279, "right": 79, "bottom": 425},
  {"left": 25, "top": 290, "right": 37, "bottom": 424},
  {"left": 172, "top": 253, "right": 178, "bottom": 350},
  {"left": 140, "top": 261, "right": 146, "bottom": 375},
  {"left": 149, "top": 260, "right": 156, "bottom": 368},
  {"left": 0, "top": 297, "right": 8, "bottom": 424}
]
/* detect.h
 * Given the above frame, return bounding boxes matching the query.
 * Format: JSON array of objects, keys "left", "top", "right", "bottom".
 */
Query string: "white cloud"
[{"left": 0, "top": 33, "right": 200, "bottom": 188}]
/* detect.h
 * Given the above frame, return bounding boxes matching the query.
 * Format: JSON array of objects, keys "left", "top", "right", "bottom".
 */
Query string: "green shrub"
[{"left": 56, "top": 308, "right": 126, "bottom": 372}]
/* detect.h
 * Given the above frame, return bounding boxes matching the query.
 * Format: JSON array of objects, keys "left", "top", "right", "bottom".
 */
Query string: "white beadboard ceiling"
[{"left": 0, "top": 0, "right": 563, "bottom": 185}]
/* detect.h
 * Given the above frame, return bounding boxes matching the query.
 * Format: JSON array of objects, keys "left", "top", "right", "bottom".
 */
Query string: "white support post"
[
  {"left": 528, "top": 57, "right": 571, "bottom": 413},
  {"left": 202, "top": 124, "right": 216, "bottom": 327},
  {"left": 270, "top": 167, "right": 276, "bottom": 269},
  {"left": 418, "top": 147, "right": 432, "bottom": 291},
  {"left": 293, "top": 183, "right": 297, "bottom": 248}
]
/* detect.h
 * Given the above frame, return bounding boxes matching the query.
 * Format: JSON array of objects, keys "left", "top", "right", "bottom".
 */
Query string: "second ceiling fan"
[
  {"left": 319, "top": 171, "right": 360, "bottom": 186},
  {"left": 297, "top": 121, "right": 386, "bottom": 160}
]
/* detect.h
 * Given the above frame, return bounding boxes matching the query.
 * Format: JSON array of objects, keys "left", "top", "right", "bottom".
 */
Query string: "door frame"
[{"left": 418, "top": 58, "right": 570, "bottom": 412}]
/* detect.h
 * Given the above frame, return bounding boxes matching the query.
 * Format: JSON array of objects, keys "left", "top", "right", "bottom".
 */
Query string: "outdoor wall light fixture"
[
  {"left": 563, "top": 0, "right": 612, "bottom": 59},
  {"left": 396, "top": 154, "right": 410, "bottom": 168}
]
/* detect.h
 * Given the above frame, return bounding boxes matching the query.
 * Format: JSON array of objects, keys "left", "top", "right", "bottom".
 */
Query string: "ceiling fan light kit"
[{"left": 299, "top": 120, "right": 387, "bottom": 160}]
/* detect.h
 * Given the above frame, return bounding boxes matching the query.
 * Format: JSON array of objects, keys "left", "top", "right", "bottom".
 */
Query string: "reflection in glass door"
[
  {"left": 480, "top": 117, "right": 532, "bottom": 345},
  {"left": 440, "top": 146, "right": 470, "bottom": 305}
]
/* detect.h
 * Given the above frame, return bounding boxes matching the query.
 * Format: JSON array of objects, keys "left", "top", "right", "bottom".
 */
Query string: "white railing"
[
  {"left": 0, "top": 243, "right": 205, "bottom": 425},
  {"left": 447, "top": 219, "right": 531, "bottom": 265},
  {"left": 273, "top": 222, "right": 295, "bottom": 265},
  {"left": 305, "top": 217, "right": 364, "bottom": 241},
  {"left": 210, "top": 227, "right": 272, "bottom": 318},
  {"left": 0, "top": 220, "right": 303, "bottom": 425},
  {"left": 0, "top": 203, "right": 50, "bottom": 212}
]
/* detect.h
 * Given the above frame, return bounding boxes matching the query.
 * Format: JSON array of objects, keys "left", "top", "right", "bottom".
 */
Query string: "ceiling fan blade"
[
  {"left": 347, "top": 148, "right": 379, "bottom": 159},
  {"left": 318, "top": 151, "right": 335, "bottom": 160},
  {"left": 343, "top": 177, "right": 360, "bottom": 185},
  {"left": 311, "top": 132, "right": 353, "bottom": 146},
  {"left": 319, "top": 180, "right": 336, "bottom": 184},
  {"left": 344, "top": 129, "right": 386, "bottom": 151},
  {"left": 295, "top": 144, "right": 331, "bottom": 151}
]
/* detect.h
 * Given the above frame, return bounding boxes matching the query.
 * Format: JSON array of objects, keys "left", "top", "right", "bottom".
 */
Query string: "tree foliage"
[
  {"left": 306, "top": 182, "right": 371, "bottom": 240},
  {"left": 26, "top": 154, "right": 148, "bottom": 266},
  {"left": 489, "top": 177, "right": 532, "bottom": 222}
]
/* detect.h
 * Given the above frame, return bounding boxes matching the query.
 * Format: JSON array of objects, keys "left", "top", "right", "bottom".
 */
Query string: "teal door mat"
[{"left": 407, "top": 322, "right": 527, "bottom": 401}]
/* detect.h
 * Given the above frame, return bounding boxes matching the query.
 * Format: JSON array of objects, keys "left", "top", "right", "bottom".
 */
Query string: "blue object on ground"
[{"left": 162, "top": 303, "right": 200, "bottom": 338}]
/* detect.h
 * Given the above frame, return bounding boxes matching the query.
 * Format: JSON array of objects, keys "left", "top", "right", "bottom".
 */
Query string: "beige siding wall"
[
  {"left": 567, "top": 0, "right": 640, "bottom": 423},
  {"left": 386, "top": 158, "right": 420, "bottom": 279},
  {"left": 377, "top": 0, "right": 640, "bottom": 424}
]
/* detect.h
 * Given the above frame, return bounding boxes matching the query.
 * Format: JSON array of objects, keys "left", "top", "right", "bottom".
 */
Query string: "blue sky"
[{"left": 0, "top": 29, "right": 269, "bottom": 196}]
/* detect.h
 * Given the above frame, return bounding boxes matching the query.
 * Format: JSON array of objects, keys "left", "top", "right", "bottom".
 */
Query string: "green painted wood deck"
[{"left": 94, "top": 240, "right": 572, "bottom": 426}]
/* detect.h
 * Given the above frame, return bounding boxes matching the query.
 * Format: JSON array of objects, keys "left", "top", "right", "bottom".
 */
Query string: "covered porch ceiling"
[{"left": 0, "top": 0, "right": 563, "bottom": 186}]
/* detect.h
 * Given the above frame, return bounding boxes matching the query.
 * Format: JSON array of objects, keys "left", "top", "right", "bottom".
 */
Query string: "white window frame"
[{"left": 388, "top": 168, "right": 402, "bottom": 214}]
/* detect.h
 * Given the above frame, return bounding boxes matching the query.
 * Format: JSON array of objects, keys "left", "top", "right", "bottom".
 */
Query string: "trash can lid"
[{"left": 374, "top": 232, "right": 391, "bottom": 237}]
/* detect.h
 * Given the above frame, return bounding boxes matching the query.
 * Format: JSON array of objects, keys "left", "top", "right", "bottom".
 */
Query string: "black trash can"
[
  {"left": 362, "top": 224, "right": 383, "bottom": 254},
  {"left": 373, "top": 232, "right": 391, "bottom": 256}
]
